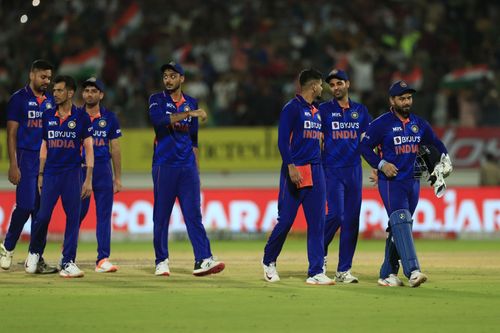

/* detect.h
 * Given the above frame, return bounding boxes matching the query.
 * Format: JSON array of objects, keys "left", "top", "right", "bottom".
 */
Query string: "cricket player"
[
  {"left": 79, "top": 77, "right": 122, "bottom": 273},
  {"left": 319, "top": 69, "right": 372, "bottom": 283},
  {"left": 25, "top": 75, "right": 94, "bottom": 278},
  {"left": 360, "top": 80, "right": 452, "bottom": 287},
  {"left": 0, "top": 60, "right": 57, "bottom": 273},
  {"left": 148, "top": 61, "right": 225, "bottom": 277},
  {"left": 263, "top": 69, "right": 334, "bottom": 285}
]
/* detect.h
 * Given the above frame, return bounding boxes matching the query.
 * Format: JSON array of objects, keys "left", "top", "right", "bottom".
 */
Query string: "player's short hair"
[
  {"left": 31, "top": 59, "right": 54, "bottom": 72},
  {"left": 53, "top": 75, "right": 77, "bottom": 92},
  {"left": 298, "top": 69, "right": 323, "bottom": 87}
]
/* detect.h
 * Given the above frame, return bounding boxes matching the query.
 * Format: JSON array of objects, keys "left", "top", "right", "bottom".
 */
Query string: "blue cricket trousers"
[
  {"left": 378, "top": 178, "right": 420, "bottom": 278},
  {"left": 323, "top": 163, "right": 362, "bottom": 272},
  {"left": 152, "top": 165, "right": 212, "bottom": 265},
  {"left": 80, "top": 161, "right": 114, "bottom": 264},
  {"left": 29, "top": 167, "right": 82, "bottom": 265},
  {"left": 3, "top": 149, "right": 45, "bottom": 251},
  {"left": 263, "top": 163, "right": 326, "bottom": 277}
]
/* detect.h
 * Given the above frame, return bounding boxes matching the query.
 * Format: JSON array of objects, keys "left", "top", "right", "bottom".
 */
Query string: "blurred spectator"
[
  {"left": 0, "top": 0, "right": 498, "bottom": 127},
  {"left": 479, "top": 150, "right": 500, "bottom": 186}
]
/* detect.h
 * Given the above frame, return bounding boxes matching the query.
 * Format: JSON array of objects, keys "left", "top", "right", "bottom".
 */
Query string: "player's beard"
[
  {"left": 166, "top": 82, "right": 181, "bottom": 94},
  {"left": 34, "top": 82, "right": 48, "bottom": 94},
  {"left": 393, "top": 104, "right": 411, "bottom": 118}
]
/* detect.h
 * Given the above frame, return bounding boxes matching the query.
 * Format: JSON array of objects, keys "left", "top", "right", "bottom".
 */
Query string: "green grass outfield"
[{"left": 1, "top": 239, "right": 499, "bottom": 332}]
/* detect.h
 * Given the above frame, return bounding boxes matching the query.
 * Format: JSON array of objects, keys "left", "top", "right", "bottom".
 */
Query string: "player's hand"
[
  {"left": 113, "top": 178, "right": 122, "bottom": 194},
  {"left": 381, "top": 162, "right": 398, "bottom": 178},
  {"left": 369, "top": 169, "right": 378, "bottom": 186},
  {"left": 37, "top": 175, "right": 43, "bottom": 194},
  {"left": 81, "top": 179, "right": 92, "bottom": 199},
  {"left": 288, "top": 164, "right": 303, "bottom": 186},
  {"left": 189, "top": 109, "right": 208, "bottom": 122},
  {"left": 8, "top": 165, "right": 21, "bottom": 185}
]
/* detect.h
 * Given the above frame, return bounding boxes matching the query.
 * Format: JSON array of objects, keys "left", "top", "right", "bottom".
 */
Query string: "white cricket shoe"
[
  {"left": 262, "top": 261, "right": 280, "bottom": 282},
  {"left": 409, "top": 270, "right": 428, "bottom": 288},
  {"left": 25, "top": 252, "right": 40, "bottom": 274},
  {"left": 193, "top": 257, "right": 225, "bottom": 276},
  {"left": 59, "top": 262, "right": 84, "bottom": 278},
  {"left": 335, "top": 270, "right": 359, "bottom": 283},
  {"left": 377, "top": 274, "right": 404, "bottom": 287},
  {"left": 155, "top": 259, "right": 170, "bottom": 276},
  {"left": 95, "top": 258, "right": 118, "bottom": 273},
  {"left": 306, "top": 273, "right": 336, "bottom": 285},
  {"left": 0, "top": 243, "right": 14, "bottom": 270},
  {"left": 322, "top": 256, "right": 327, "bottom": 274}
]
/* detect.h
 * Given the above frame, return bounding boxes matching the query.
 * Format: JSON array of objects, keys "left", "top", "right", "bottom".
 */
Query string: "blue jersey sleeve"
[
  {"left": 6, "top": 93, "right": 22, "bottom": 122},
  {"left": 82, "top": 113, "right": 93, "bottom": 139},
  {"left": 277, "top": 103, "right": 298, "bottom": 165},
  {"left": 108, "top": 112, "right": 122, "bottom": 140},
  {"left": 421, "top": 119, "right": 448, "bottom": 155},
  {"left": 360, "top": 105, "right": 372, "bottom": 133},
  {"left": 149, "top": 94, "right": 171, "bottom": 127},
  {"left": 360, "top": 120, "right": 384, "bottom": 169}
]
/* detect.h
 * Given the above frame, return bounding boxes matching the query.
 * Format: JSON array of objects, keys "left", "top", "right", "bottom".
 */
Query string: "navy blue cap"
[
  {"left": 325, "top": 69, "right": 349, "bottom": 82},
  {"left": 161, "top": 61, "right": 185, "bottom": 76},
  {"left": 82, "top": 77, "right": 105, "bottom": 92},
  {"left": 389, "top": 80, "right": 416, "bottom": 96}
]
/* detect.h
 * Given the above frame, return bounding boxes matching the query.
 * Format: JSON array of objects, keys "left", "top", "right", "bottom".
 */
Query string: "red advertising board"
[
  {"left": 1, "top": 187, "right": 499, "bottom": 236},
  {"left": 435, "top": 127, "right": 500, "bottom": 168}
]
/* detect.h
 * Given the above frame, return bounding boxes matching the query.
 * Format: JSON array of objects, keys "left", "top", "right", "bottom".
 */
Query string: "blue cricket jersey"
[
  {"left": 148, "top": 91, "right": 198, "bottom": 167},
  {"left": 360, "top": 109, "right": 448, "bottom": 180},
  {"left": 278, "top": 95, "right": 322, "bottom": 166},
  {"left": 320, "top": 98, "right": 371, "bottom": 167},
  {"left": 42, "top": 105, "right": 92, "bottom": 175},
  {"left": 81, "top": 106, "right": 122, "bottom": 162},
  {"left": 6, "top": 85, "right": 55, "bottom": 151}
]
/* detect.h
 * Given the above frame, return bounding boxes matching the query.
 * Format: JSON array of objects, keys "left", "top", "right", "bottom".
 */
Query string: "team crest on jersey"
[
  {"left": 45, "top": 103, "right": 52, "bottom": 110},
  {"left": 183, "top": 105, "right": 191, "bottom": 112},
  {"left": 411, "top": 124, "right": 419, "bottom": 133},
  {"left": 98, "top": 119, "right": 107, "bottom": 128},
  {"left": 68, "top": 120, "right": 76, "bottom": 129},
  {"left": 351, "top": 111, "right": 359, "bottom": 119}
]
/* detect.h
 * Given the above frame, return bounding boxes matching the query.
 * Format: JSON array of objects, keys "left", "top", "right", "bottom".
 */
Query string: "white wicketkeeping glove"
[
  {"left": 440, "top": 153, "right": 453, "bottom": 178},
  {"left": 430, "top": 163, "right": 447, "bottom": 198}
]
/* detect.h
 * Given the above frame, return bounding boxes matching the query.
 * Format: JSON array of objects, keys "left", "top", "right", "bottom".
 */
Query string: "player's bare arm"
[
  {"left": 37, "top": 140, "right": 47, "bottom": 194},
  {"left": 7, "top": 120, "right": 21, "bottom": 185},
  {"left": 189, "top": 109, "right": 207, "bottom": 122},
  {"left": 81, "top": 137, "right": 94, "bottom": 199},
  {"left": 110, "top": 138, "right": 122, "bottom": 194},
  {"left": 288, "top": 164, "right": 303, "bottom": 185}
]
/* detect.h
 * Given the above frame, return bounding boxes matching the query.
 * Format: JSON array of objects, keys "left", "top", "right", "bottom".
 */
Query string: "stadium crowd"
[{"left": 0, "top": 0, "right": 499, "bottom": 128}]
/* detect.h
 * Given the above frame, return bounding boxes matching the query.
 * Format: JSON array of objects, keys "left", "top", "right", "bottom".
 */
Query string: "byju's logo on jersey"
[
  {"left": 68, "top": 121, "right": 76, "bottom": 129},
  {"left": 350, "top": 111, "right": 359, "bottom": 119},
  {"left": 393, "top": 136, "right": 402, "bottom": 145},
  {"left": 332, "top": 121, "right": 340, "bottom": 130},
  {"left": 411, "top": 124, "right": 419, "bottom": 133},
  {"left": 98, "top": 119, "right": 107, "bottom": 128},
  {"left": 393, "top": 127, "right": 403, "bottom": 132},
  {"left": 304, "top": 120, "right": 321, "bottom": 129},
  {"left": 28, "top": 110, "right": 43, "bottom": 119}
]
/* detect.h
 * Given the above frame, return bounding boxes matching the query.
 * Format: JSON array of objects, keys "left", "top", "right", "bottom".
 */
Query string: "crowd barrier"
[{"left": 1, "top": 187, "right": 498, "bottom": 238}]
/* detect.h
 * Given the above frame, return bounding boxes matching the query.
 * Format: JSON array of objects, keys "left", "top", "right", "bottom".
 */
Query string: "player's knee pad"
[{"left": 389, "top": 209, "right": 420, "bottom": 277}]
